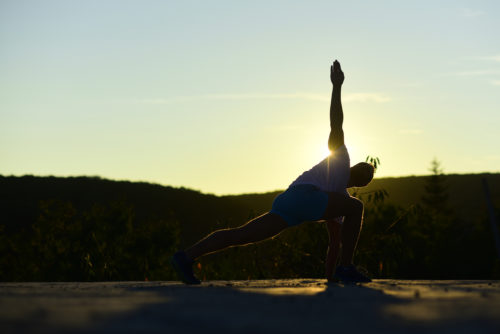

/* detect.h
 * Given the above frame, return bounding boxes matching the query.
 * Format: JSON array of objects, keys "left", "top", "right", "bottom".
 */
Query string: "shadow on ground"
[{"left": 1, "top": 280, "right": 499, "bottom": 334}]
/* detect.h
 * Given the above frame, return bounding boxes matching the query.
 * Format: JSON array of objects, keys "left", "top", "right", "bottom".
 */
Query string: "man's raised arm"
[{"left": 328, "top": 60, "right": 345, "bottom": 151}]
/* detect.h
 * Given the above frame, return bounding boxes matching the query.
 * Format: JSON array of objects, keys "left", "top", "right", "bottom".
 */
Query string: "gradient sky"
[{"left": 1, "top": 0, "right": 499, "bottom": 194}]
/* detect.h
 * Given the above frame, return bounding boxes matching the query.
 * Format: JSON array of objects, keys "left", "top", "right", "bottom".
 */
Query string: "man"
[{"left": 172, "top": 60, "right": 374, "bottom": 284}]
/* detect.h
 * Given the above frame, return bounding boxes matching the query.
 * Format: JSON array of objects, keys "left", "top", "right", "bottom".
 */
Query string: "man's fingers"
[
  {"left": 333, "top": 61, "right": 338, "bottom": 71},
  {"left": 333, "top": 60, "right": 342, "bottom": 72}
]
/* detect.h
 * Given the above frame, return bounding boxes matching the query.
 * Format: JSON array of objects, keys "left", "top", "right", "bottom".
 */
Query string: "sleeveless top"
[{"left": 289, "top": 144, "right": 350, "bottom": 195}]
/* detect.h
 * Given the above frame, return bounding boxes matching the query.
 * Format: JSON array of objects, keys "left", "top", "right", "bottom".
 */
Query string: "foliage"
[
  {"left": 1, "top": 170, "right": 499, "bottom": 281},
  {"left": 0, "top": 199, "right": 179, "bottom": 281}
]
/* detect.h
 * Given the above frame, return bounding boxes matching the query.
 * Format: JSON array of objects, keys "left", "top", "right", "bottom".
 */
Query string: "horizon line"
[{"left": 2, "top": 172, "right": 499, "bottom": 196}]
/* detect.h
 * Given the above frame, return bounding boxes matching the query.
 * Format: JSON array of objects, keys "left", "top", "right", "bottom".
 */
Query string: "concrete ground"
[{"left": 1, "top": 279, "right": 499, "bottom": 334}]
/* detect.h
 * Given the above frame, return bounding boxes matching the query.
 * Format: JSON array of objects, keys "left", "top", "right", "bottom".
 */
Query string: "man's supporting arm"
[{"left": 325, "top": 218, "right": 342, "bottom": 281}]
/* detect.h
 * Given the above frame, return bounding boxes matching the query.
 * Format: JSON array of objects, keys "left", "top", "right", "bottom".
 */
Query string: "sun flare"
[
  {"left": 323, "top": 147, "right": 332, "bottom": 158},
  {"left": 312, "top": 145, "right": 332, "bottom": 162}
]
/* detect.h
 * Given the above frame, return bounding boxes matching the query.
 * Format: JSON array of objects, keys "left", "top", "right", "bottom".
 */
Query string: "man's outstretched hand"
[{"left": 330, "top": 60, "right": 344, "bottom": 87}]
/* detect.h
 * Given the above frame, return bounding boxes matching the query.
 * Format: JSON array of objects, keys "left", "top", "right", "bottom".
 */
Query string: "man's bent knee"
[{"left": 323, "top": 193, "right": 364, "bottom": 219}]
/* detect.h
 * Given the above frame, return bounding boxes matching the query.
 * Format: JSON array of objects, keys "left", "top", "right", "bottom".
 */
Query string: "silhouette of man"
[{"left": 172, "top": 60, "right": 374, "bottom": 284}]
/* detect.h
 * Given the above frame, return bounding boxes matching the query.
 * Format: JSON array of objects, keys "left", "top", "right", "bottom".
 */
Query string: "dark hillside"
[
  {"left": 0, "top": 175, "right": 258, "bottom": 247},
  {"left": 2, "top": 173, "right": 499, "bottom": 235},
  {"left": 223, "top": 173, "right": 500, "bottom": 224},
  {"left": 362, "top": 173, "right": 500, "bottom": 220},
  {"left": 1, "top": 173, "right": 499, "bottom": 281}
]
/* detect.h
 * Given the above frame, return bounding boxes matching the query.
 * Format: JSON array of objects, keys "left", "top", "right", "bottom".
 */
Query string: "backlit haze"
[{"left": 1, "top": 1, "right": 499, "bottom": 194}]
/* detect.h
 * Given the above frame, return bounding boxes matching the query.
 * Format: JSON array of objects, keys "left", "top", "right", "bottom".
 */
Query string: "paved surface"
[{"left": 1, "top": 279, "right": 499, "bottom": 333}]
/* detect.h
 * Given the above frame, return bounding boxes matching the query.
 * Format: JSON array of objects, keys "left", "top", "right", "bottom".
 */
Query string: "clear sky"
[{"left": 1, "top": 0, "right": 499, "bottom": 195}]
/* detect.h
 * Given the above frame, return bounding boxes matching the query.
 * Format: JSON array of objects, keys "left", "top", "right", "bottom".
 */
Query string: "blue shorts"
[{"left": 270, "top": 184, "right": 329, "bottom": 227}]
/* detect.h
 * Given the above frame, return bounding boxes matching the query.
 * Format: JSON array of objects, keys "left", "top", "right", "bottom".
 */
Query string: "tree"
[
  {"left": 421, "top": 158, "right": 451, "bottom": 215},
  {"left": 419, "top": 159, "right": 463, "bottom": 278}
]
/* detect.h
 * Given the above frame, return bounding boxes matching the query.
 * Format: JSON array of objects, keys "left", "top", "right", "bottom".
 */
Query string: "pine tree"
[
  {"left": 419, "top": 159, "right": 459, "bottom": 277},
  {"left": 421, "top": 158, "right": 450, "bottom": 215}
]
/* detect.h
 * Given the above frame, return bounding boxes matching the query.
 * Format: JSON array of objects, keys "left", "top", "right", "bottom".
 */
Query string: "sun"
[
  {"left": 323, "top": 143, "right": 360, "bottom": 163},
  {"left": 313, "top": 145, "right": 332, "bottom": 162},
  {"left": 323, "top": 146, "right": 332, "bottom": 158},
  {"left": 306, "top": 131, "right": 361, "bottom": 163}
]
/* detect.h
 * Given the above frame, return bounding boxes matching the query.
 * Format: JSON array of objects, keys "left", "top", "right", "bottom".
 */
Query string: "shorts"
[{"left": 270, "top": 184, "right": 329, "bottom": 227}]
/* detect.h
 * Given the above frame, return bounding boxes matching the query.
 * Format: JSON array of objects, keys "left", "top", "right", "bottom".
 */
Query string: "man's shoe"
[
  {"left": 170, "top": 251, "right": 201, "bottom": 285},
  {"left": 333, "top": 265, "right": 372, "bottom": 283}
]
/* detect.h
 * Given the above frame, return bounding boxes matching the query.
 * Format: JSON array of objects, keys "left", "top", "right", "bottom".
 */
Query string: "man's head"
[{"left": 348, "top": 162, "right": 375, "bottom": 187}]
